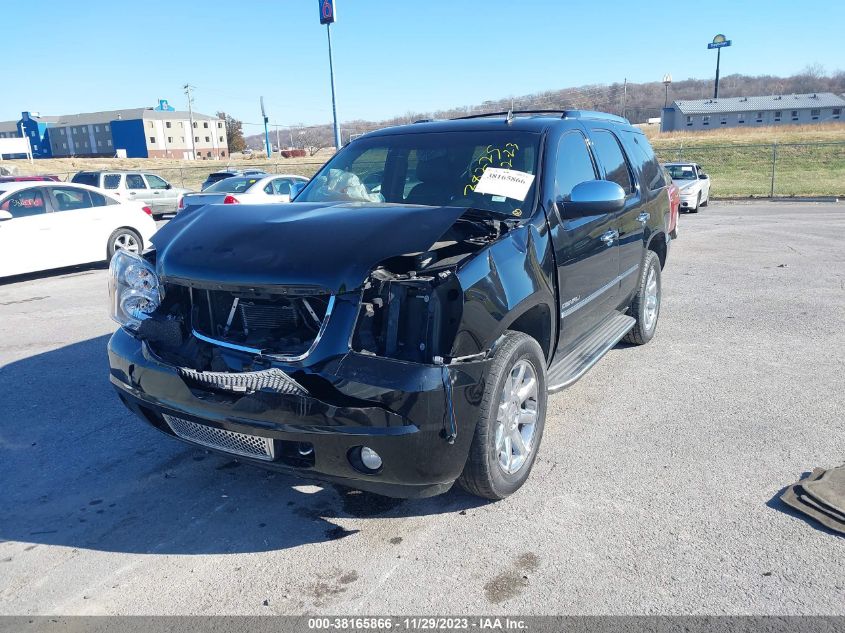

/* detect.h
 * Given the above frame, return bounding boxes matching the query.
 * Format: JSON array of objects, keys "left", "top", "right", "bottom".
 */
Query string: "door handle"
[
  {"left": 637, "top": 212, "right": 650, "bottom": 224},
  {"left": 600, "top": 230, "right": 618, "bottom": 245}
]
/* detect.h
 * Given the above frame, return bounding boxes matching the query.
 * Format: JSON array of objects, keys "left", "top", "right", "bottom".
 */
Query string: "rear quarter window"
[
  {"left": 72, "top": 173, "right": 99, "bottom": 187},
  {"left": 623, "top": 132, "right": 665, "bottom": 192}
]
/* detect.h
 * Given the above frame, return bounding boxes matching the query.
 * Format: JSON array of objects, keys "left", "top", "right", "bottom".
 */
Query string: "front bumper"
[
  {"left": 679, "top": 194, "right": 698, "bottom": 209},
  {"left": 108, "top": 328, "right": 489, "bottom": 498}
]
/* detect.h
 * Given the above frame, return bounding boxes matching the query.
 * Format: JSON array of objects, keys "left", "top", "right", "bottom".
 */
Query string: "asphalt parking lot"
[{"left": 0, "top": 202, "right": 843, "bottom": 615}]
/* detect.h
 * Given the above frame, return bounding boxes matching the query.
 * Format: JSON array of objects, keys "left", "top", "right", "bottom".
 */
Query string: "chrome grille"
[{"left": 163, "top": 414, "right": 275, "bottom": 461}]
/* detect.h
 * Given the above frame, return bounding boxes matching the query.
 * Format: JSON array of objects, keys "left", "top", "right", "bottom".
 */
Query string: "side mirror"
[
  {"left": 699, "top": 173, "right": 708, "bottom": 180},
  {"left": 564, "top": 180, "right": 626, "bottom": 217},
  {"left": 0, "top": 210, "right": 12, "bottom": 221},
  {"left": 289, "top": 181, "right": 306, "bottom": 201},
  {"left": 165, "top": 183, "right": 172, "bottom": 189}
]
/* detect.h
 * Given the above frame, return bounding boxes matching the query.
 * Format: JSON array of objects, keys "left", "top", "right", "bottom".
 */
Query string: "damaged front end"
[{"left": 106, "top": 210, "right": 511, "bottom": 497}]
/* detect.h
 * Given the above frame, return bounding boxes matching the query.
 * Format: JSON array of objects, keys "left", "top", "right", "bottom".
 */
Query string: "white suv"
[{"left": 71, "top": 171, "right": 191, "bottom": 218}]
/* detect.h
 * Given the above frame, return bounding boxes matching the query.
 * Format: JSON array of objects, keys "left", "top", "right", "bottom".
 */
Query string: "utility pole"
[
  {"left": 183, "top": 83, "right": 197, "bottom": 160},
  {"left": 275, "top": 126, "right": 281, "bottom": 153},
  {"left": 260, "top": 97, "right": 271, "bottom": 158},
  {"left": 326, "top": 23, "right": 341, "bottom": 150},
  {"left": 622, "top": 78, "right": 628, "bottom": 119}
]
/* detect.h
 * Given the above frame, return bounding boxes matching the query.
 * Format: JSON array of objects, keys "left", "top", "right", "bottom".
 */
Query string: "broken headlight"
[
  {"left": 351, "top": 270, "right": 462, "bottom": 363},
  {"left": 109, "top": 249, "right": 161, "bottom": 330}
]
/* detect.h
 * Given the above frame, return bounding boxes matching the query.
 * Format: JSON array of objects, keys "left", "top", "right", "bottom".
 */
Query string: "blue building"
[{"left": 0, "top": 105, "right": 227, "bottom": 159}]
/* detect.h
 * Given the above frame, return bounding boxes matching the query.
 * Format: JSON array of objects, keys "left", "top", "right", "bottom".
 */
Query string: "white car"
[
  {"left": 663, "top": 163, "right": 711, "bottom": 212},
  {"left": 0, "top": 182, "right": 157, "bottom": 278},
  {"left": 177, "top": 174, "right": 309, "bottom": 213}
]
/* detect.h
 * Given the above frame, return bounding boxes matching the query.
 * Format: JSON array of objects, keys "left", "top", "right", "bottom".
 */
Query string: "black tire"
[
  {"left": 690, "top": 192, "right": 701, "bottom": 213},
  {"left": 623, "top": 250, "right": 662, "bottom": 346},
  {"left": 106, "top": 228, "right": 142, "bottom": 263},
  {"left": 457, "top": 331, "right": 547, "bottom": 500}
]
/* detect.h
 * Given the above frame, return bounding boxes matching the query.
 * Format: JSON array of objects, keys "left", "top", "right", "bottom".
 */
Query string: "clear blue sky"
[{"left": 4, "top": 0, "right": 843, "bottom": 134}]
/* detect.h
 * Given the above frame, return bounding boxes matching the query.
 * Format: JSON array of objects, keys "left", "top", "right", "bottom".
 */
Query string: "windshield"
[
  {"left": 204, "top": 176, "right": 260, "bottom": 193},
  {"left": 295, "top": 130, "right": 541, "bottom": 217},
  {"left": 665, "top": 164, "right": 697, "bottom": 180}
]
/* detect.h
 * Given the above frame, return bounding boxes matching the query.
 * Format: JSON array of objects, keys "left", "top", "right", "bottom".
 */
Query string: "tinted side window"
[
  {"left": 90, "top": 191, "right": 115, "bottom": 207},
  {"left": 554, "top": 132, "right": 596, "bottom": 202},
  {"left": 1, "top": 188, "right": 47, "bottom": 217},
  {"left": 145, "top": 174, "right": 168, "bottom": 189},
  {"left": 51, "top": 187, "right": 94, "bottom": 211},
  {"left": 72, "top": 173, "right": 98, "bottom": 187},
  {"left": 590, "top": 130, "right": 634, "bottom": 194},
  {"left": 272, "top": 179, "right": 291, "bottom": 195},
  {"left": 624, "top": 133, "right": 665, "bottom": 191},
  {"left": 103, "top": 174, "right": 121, "bottom": 189},
  {"left": 126, "top": 174, "right": 146, "bottom": 190}
]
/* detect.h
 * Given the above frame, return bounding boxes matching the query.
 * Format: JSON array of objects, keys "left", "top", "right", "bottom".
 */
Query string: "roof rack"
[
  {"left": 451, "top": 110, "right": 566, "bottom": 120},
  {"left": 449, "top": 110, "right": 630, "bottom": 124}
]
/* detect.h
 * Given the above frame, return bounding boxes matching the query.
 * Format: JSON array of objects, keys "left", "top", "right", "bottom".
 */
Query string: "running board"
[{"left": 547, "top": 312, "right": 635, "bottom": 393}]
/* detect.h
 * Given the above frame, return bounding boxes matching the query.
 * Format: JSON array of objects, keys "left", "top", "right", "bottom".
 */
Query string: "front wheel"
[
  {"left": 106, "top": 228, "right": 142, "bottom": 263},
  {"left": 457, "top": 331, "right": 547, "bottom": 500},
  {"left": 624, "top": 250, "right": 662, "bottom": 346},
  {"left": 690, "top": 192, "right": 701, "bottom": 213}
]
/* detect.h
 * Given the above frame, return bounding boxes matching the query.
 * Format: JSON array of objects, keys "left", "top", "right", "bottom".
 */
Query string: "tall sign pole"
[
  {"left": 184, "top": 83, "right": 197, "bottom": 160},
  {"left": 260, "top": 96, "right": 272, "bottom": 157},
  {"left": 320, "top": 0, "right": 342, "bottom": 150},
  {"left": 708, "top": 34, "right": 732, "bottom": 98}
]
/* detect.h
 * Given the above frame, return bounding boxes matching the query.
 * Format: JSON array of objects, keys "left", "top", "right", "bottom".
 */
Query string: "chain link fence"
[
  {"left": 653, "top": 142, "right": 845, "bottom": 198},
  {"left": 5, "top": 142, "right": 844, "bottom": 199}
]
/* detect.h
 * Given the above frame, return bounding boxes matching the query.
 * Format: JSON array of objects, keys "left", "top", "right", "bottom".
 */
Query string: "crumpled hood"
[{"left": 151, "top": 202, "right": 468, "bottom": 293}]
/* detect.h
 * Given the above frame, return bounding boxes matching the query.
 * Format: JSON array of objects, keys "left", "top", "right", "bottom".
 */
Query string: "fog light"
[
  {"left": 360, "top": 446, "right": 382, "bottom": 471},
  {"left": 297, "top": 443, "right": 314, "bottom": 456}
]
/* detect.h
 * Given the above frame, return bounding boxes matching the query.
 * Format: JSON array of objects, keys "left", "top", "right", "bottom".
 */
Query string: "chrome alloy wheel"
[
  {"left": 643, "top": 266, "right": 660, "bottom": 332},
  {"left": 495, "top": 359, "right": 539, "bottom": 475},
  {"left": 113, "top": 232, "right": 140, "bottom": 254}
]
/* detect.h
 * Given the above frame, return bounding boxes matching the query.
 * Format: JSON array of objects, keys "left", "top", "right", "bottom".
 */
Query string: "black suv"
[{"left": 107, "top": 110, "right": 671, "bottom": 500}]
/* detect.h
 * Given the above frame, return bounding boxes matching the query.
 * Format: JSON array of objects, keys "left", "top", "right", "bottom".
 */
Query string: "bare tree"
[{"left": 296, "top": 125, "right": 332, "bottom": 156}]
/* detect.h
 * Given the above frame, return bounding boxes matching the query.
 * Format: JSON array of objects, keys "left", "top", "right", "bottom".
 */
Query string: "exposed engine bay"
[
  {"left": 137, "top": 212, "right": 509, "bottom": 372},
  {"left": 351, "top": 215, "right": 507, "bottom": 363}
]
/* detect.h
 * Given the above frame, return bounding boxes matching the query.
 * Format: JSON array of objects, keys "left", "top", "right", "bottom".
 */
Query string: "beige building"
[{"left": 0, "top": 107, "right": 228, "bottom": 159}]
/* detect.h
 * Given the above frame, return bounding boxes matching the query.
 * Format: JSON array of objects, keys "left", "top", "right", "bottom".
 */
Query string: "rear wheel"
[
  {"left": 624, "top": 251, "right": 662, "bottom": 346},
  {"left": 107, "top": 228, "right": 142, "bottom": 263},
  {"left": 458, "top": 331, "right": 547, "bottom": 500}
]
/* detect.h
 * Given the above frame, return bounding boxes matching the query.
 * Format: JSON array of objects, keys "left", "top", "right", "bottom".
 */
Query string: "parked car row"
[
  {"left": 0, "top": 182, "right": 157, "bottom": 277},
  {"left": 179, "top": 174, "right": 309, "bottom": 212},
  {"left": 1, "top": 166, "right": 311, "bottom": 278}
]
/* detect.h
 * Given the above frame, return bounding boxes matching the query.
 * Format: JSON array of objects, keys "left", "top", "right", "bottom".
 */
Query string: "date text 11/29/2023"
[{"left": 307, "top": 617, "right": 527, "bottom": 630}]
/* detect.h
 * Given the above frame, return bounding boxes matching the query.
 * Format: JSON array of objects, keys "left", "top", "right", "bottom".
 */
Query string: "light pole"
[
  {"left": 662, "top": 73, "right": 673, "bottom": 108},
  {"left": 320, "top": 1, "right": 342, "bottom": 151},
  {"left": 708, "top": 34, "right": 732, "bottom": 98}
]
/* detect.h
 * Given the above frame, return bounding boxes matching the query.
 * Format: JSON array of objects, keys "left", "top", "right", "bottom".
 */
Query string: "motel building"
[{"left": 0, "top": 100, "right": 228, "bottom": 160}]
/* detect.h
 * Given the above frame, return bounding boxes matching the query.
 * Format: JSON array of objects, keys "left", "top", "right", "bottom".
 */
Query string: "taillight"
[
  {"left": 141, "top": 206, "right": 153, "bottom": 216},
  {"left": 177, "top": 196, "right": 185, "bottom": 209},
  {"left": 223, "top": 195, "right": 240, "bottom": 204}
]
